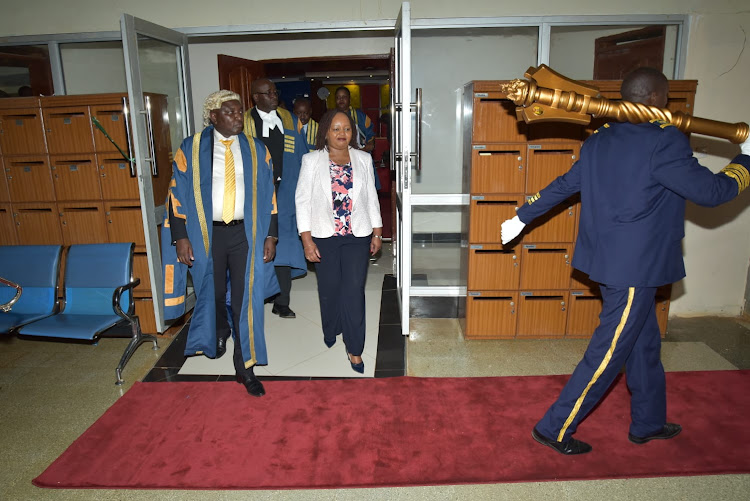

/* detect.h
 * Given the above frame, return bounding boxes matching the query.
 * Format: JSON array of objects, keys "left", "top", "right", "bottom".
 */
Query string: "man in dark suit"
[
  {"left": 244, "top": 79, "right": 308, "bottom": 319},
  {"left": 501, "top": 67, "right": 750, "bottom": 455}
]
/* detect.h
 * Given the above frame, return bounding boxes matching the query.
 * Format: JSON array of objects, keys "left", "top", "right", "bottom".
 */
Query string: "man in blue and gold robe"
[
  {"left": 244, "top": 78, "right": 307, "bottom": 319},
  {"left": 293, "top": 97, "right": 318, "bottom": 151},
  {"left": 162, "top": 90, "right": 279, "bottom": 397}
]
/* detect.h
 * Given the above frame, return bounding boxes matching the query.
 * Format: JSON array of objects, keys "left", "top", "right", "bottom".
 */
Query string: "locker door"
[
  {"left": 516, "top": 291, "right": 568, "bottom": 338},
  {"left": 522, "top": 198, "right": 577, "bottom": 243},
  {"left": 469, "top": 195, "right": 524, "bottom": 244},
  {"left": 527, "top": 122, "right": 584, "bottom": 142},
  {"left": 570, "top": 268, "right": 598, "bottom": 291},
  {"left": 58, "top": 202, "right": 108, "bottom": 245},
  {"left": 0, "top": 107, "right": 47, "bottom": 155},
  {"left": 465, "top": 291, "right": 518, "bottom": 339},
  {"left": 467, "top": 244, "right": 521, "bottom": 290},
  {"left": 0, "top": 157, "right": 9, "bottom": 202},
  {"left": 132, "top": 252, "right": 152, "bottom": 298},
  {"left": 472, "top": 95, "right": 526, "bottom": 142},
  {"left": 91, "top": 102, "right": 131, "bottom": 153},
  {"left": 43, "top": 106, "right": 95, "bottom": 154},
  {"left": 526, "top": 143, "right": 580, "bottom": 194},
  {"left": 655, "top": 285, "right": 671, "bottom": 336},
  {"left": 0, "top": 203, "right": 18, "bottom": 245},
  {"left": 105, "top": 202, "right": 145, "bottom": 251},
  {"left": 566, "top": 291, "right": 603, "bottom": 338},
  {"left": 12, "top": 203, "right": 63, "bottom": 245},
  {"left": 97, "top": 152, "right": 139, "bottom": 200},
  {"left": 50, "top": 155, "right": 102, "bottom": 201},
  {"left": 5, "top": 156, "right": 55, "bottom": 202},
  {"left": 471, "top": 146, "right": 526, "bottom": 193},
  {"left": 519, "top": 244, "right": 573, "bottom": 290}
]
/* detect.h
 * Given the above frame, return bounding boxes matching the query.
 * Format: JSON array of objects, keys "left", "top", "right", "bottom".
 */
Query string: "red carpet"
[{"left": 34, "top": 371, "right": 750, "bottom": 490}]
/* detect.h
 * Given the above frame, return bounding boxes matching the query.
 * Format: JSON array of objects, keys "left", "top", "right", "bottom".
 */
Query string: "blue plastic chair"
[
  {"left": 0, "top": 245, "right": 62, "bottom": 333},
  {"left": 18, "top": 243, "right": 158, "bottom": 384}
]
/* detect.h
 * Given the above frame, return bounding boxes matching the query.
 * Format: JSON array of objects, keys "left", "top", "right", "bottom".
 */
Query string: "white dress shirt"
[
  {"left": 211, "top": 129, "right": 245, "bottom": 222},
  {"left": 256, "top": 108, "right": 284, "bottom": 138}
]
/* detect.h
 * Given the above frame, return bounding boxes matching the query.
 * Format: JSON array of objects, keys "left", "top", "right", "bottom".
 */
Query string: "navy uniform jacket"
[
  {"left": 517, "top": 120, "right": 750, "bottom": 287},
  {"left": 161, "top": 126, "right": 280, "bottom": 367},
  {"left": 302, "top": 119, "right": 319, "bottom": 151}
]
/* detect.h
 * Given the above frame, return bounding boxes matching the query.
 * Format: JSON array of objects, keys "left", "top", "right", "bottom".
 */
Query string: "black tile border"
[{"left": 143, "top": 274, "right": 405, "bottom": 382}]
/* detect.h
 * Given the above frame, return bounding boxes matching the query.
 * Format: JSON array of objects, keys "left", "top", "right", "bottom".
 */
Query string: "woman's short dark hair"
[{"left": 315, "top": 110, "right": 358, "bottom": 150}]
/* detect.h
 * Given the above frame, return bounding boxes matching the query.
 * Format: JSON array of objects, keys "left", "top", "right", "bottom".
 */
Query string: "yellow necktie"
[{"left": 220, "top": 139, "right": 235, "bottom": 224}]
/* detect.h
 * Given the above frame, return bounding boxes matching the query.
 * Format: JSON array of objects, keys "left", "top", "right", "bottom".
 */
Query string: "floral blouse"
[{"left": 330, "top": 160, "right": 353, "bottom": 236}]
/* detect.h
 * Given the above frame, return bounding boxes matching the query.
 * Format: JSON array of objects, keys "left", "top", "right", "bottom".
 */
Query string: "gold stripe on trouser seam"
[
  {"left": 244, "top": 138, "right": 259, "bottom": 369},
  {"left": 557, "top": 287, "right": 635, "bottom": 442},
  {"left": 191, "top": 133, "right": 209, "bottom": 255}
]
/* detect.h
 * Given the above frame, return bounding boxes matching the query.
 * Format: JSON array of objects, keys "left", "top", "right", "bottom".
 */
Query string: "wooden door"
[
  {"left": 0, "top": 203, "right": 18, "bottom": 245},
  {"left": 0, "top": 106, "right": 47, "bottom": 155},
  {"left": 470, "top": 146, "right": 526, "bottom": 193},
  {"left": 0, "top": 158, "right": 8, "bottom": 203},
  {"left": 58, "top": 202, "right": 108, "bottom": 245},
  {"left": 594, "top": 26, "right": 666, "bottom": 80},
  {"left": 467, "top": 244, "right": 521, "bottom": 290},
  {"left": 5, "top": 155, "right": 55, "bottom": 201},
  {"left": 105, "top": 202, "right": 146, "bottom": 250},
  {"left": 217, "top": 55, "right": 266, "bottom": 112},
  {"left": 472, "top": 95, "right": 526, "bottom": 143},
  {"left": 522, "top": 198, "right": 577, "bottom": 244},
  {"left": 469, "top": 195, "right": 524, "bottom": 243},
  {"left": 50, "top": 154, "right": 102, "bottom": 201},
  {"left": 11, "top": 202, "right": 62, "bottom": 245},
  {"left": 525, "top": 143, "right": 579, "bottom": 194},
  {"left": 519, "top": 243, "right": 573, "bottom": 290},
  {"left": 566, "top": 291, "right": 603, "bottom": 338},
  {"left": 91, "top": 102, "right": 131, "bottom": 154},
  {"left": 132, "top": 252, "right": 152, "bottom": 298},
  {"left": 516, "top": 291, "right": 568, "bottom": 338},
  {"left": 43, "top": 106, "right": 94, "bottom": 154},
  {"left": 97, "top": 152, "right": 139, "bottom": 200}
]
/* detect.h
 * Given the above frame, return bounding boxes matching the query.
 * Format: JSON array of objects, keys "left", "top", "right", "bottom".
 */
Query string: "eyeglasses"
[{"left": 255, "top": 90, "right": 280, "bottom": 96}]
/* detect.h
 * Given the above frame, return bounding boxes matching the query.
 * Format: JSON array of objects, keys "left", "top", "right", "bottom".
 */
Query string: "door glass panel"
[
  {"left": 411, "top": 27, "right": 538, "bottom": 195},
  {"left": 0, "top": 45, "right": 52, "bottom": 97},
  {"left": 411, "top": 204, "right": 468, "bottom": 287},
  {"left": 60, "top": 42, "right": 127, "bottom": 94}
]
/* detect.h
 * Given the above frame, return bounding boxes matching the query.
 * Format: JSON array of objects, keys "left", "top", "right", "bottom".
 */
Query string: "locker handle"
[
  {"left": 471, "top": 296, "right": 513, "bottom": 301},
  {"left": 476, "top": 200, "right": 517, "bottom": 205},
  {"left": 526, "top": 248, "right": 567, "bottom": 253},
  {"left": 528, "top": 149, "right": 575, "bottom": 155},
  {"left": 478, "top": 150, "right": 521, "bottom": 156}
]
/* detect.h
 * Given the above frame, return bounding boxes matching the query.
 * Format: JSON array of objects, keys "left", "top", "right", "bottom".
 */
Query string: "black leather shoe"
[
  {"left": 216, "top": 337, "right": 227, "bottom": 359},
  {"left": 235, "top": 372, "right": 265, "bottom": 397},
  {"left": 532, "top": 427, "right": 592, "bottom": 455},
  {"left": 628, "top": 423, "right": 682, "bottom": 444},
  {"left": 272, "top": 304, "right": 296, "bottom": 319}
]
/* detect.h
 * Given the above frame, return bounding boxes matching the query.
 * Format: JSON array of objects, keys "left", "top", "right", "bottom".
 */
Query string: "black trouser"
[
  {"left": 212, "top": 223, "right": 252, "bottom": 377},
  {"left": 313, "top": 234, "right": 371, "bottom": 356},
  {"left": 273, "top": 265, "right": 292, "bottom": 307}
]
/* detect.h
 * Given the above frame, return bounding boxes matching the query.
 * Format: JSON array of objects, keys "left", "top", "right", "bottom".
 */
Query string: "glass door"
[
  {"left": 392, "top": 2, "right": 413, "bottom": 335},
  {"left": 121, "top": 14, "right": 194, "bottom": 333}
]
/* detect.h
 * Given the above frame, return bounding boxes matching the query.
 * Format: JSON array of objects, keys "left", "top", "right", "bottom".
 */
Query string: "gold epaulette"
[
  {"left": 649, "top": 118, "right": 674, "bottom": 129},
  {"left": 592, "top": 123, "right": 610, "bottom": 134}
]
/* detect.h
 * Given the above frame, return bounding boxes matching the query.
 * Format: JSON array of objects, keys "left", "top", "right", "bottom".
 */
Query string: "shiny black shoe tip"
[
  {"left": 532, "top": 427, "right": 592, "bottom": 455},
  {"left": 628, "top": 423, "right": 682, "bottom": 444},
  {"left": 216, "top": 336, "right": 227, "bottom": 359},
  {"left": 272, "top": 304, "right": 296, "bottom": 319},
  {"left": 235, "top": 373, "right": 265, "bottom": 397}
]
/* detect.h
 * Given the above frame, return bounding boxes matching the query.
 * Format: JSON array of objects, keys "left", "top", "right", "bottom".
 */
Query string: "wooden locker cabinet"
[
  {"left": 462, "top": 80, "right": 696, "bottom": 339},
  {"left": 12, "top": 202, "right": 63, "bottom": 245},
  {"left": 519, "top": 243, "right": 573, "bottom": 290},
  {"left": 0, "top": 93, "right": 173, "bottom": 334},
  {"left": 97, "top": 153, "right": 139, "bottom": 200},
  {"left": 468, "top": 194, "right": 523, "bottom": 244},
  {"left": 42, "top": 105, "right": 95, "bottom": 154},
  {"left": 470, "top": 145, "right": 526, "bottom": 193},
  {"left": 467, "top": 244, "right": 521, "bottom": 290},
  {"left": 0, "top": 100, "right": 47, "bottom": 155},
  {"left": 58, "top": 202, "right": 108, "bottom": 246},
  {"left": 465, "top": 291, "right": 518, "bottom": 338},
  {"left": 5, "top": 156, "right": 55, "bottom": 202},
  {"left": 516, "top": 291, "right": 568, "bottom": 338},
  {"left": 0, "top": 203, "right": 18, "bottom": 245}
]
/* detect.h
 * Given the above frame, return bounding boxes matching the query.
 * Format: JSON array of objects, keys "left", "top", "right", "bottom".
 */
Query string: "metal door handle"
[
  {"left": 121, "top": 97, "right": 136, "bottom": 178},
  {"left": 144, "top": 95, "right": 157, "bottom": 177}
]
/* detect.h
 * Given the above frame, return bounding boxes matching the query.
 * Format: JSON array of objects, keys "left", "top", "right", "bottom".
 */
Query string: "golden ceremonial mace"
[{"left": 499, "top": 65, "right": 749, "bottom": 144}]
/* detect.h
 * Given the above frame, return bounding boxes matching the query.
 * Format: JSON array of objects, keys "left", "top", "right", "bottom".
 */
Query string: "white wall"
[
  {"left": 60, "top": 42, "right": 126, "bottom": 94},
  {"left": 2, "top": 0, "right": 749, "bottom": 317}
]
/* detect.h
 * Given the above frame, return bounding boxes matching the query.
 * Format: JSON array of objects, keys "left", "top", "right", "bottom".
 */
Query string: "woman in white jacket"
[{"left": 295, "top": 110, "right": 383, "bottom": 373}]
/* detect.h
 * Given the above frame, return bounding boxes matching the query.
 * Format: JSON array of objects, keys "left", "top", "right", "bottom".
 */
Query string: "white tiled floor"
[{"left": 179, "top": 245, "right": 394, "bottom": 378}]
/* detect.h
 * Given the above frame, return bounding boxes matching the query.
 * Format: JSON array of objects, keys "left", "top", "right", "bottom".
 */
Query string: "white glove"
[
  {"left": 741, "top": 135, "right": 750, "bottom": 156},
  {"left": 500, "top": 215, "right": 526, "bottom": 245}
]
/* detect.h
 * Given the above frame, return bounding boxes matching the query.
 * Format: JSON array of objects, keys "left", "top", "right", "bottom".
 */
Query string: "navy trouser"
[
  {"left": 273, "top": 265, "right": 292, "bottom": 307},
  {"left": 313, "top": 234, "right": 371, "bottom": 356},
  {"left": 536, "top": 285, "right": 666, "bottom": 442}
]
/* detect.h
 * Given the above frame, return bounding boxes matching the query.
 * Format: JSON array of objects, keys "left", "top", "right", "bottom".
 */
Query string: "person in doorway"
[
  {"left": 501, "top": 67, "right": 750, "bottom": 454},
  {"left": 293, "top": 97, "right": 318, "bottom": 151},
  {"left": 295, "top": 110, "right": 383, "bottom": 373},
  {"left": 161, "top": 90, "right": 280, "bottom": 397},
  {"left": 244, "top": 78, "right": 308, "bottom": 319},
  {"left": 334, "top": 86, "right": 381, "bottom": 191}
]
